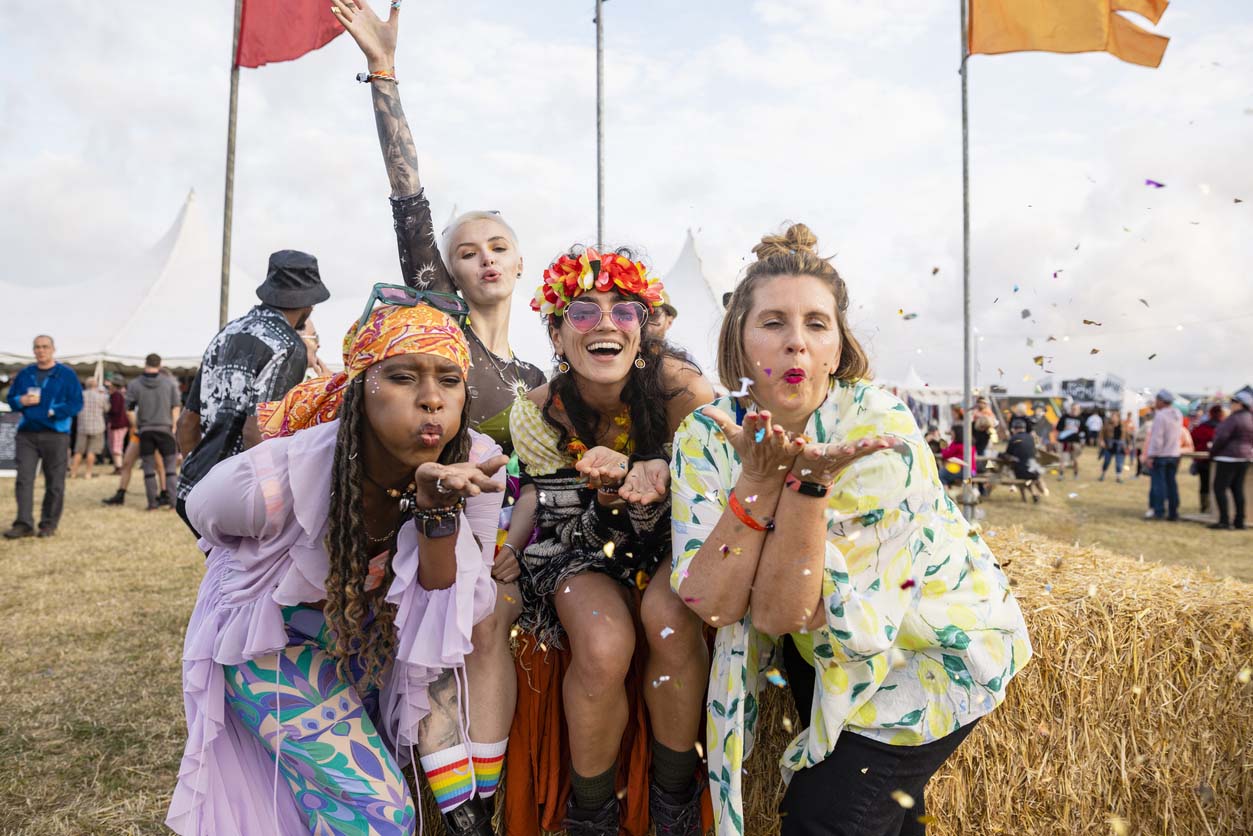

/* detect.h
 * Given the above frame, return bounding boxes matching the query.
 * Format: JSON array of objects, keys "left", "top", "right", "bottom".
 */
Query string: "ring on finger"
[{"left": 436, "top": 478, "right": 450, "bottom": 494}]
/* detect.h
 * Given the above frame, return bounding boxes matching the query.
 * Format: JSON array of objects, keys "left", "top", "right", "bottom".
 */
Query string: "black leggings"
[
  {"left": 779, "top": 638, "right": 978, "bottom": 836},
  {"left": 1213, "top": 460, "right": 1248, "bottom": 526}
]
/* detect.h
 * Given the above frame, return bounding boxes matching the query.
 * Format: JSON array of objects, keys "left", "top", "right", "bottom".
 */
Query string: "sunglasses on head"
[
  {"left": 563, "top": 299, "right": 649, "bottom": 334},
  {"left": 357, "top": 283, "right": 470, "bottom": 331}
]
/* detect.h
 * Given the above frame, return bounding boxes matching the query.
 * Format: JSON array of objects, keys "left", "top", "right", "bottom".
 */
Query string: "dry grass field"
[{"left": 1, "top": 468, "right": 1248, "bottom": 835}]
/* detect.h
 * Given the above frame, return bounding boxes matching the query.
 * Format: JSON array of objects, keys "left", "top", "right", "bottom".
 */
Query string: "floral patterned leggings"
[{"left": 222, "top": 606, "right": 416, "bottom": 836}]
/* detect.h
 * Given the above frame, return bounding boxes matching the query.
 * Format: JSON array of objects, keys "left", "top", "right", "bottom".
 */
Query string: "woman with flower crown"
[{"left": 505, "top": 246, "right": 715, "bottom": 835}]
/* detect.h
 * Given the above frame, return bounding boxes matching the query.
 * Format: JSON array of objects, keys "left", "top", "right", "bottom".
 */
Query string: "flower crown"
[{"left": 531, "top": 247, "right": 665, "bottom": 316}]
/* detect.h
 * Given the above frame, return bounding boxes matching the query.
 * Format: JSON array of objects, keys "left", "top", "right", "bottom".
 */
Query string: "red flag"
[{"left": 235, "top": 0, "right": 345, "bottom": 69}]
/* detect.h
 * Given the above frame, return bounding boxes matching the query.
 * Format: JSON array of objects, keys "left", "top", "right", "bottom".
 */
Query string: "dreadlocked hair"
[
  {"left": 540, "top": 245, "right": 694, "bottom": 457},
  {"left": 323, "top": 375, "right": 474, "bottom": 691}
]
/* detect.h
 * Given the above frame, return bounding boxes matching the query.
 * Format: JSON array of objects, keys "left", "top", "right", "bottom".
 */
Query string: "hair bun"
[{"left": 752, "top": 223, "right": 820, "bottom": 261}]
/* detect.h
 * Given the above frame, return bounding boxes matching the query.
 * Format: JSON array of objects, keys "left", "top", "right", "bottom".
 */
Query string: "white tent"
[
  {"left": 662, "top": 229, "right": 724, "bottom": 377},
  {"left": 0, "top": 190, "right": 254, "bottom": 370}
]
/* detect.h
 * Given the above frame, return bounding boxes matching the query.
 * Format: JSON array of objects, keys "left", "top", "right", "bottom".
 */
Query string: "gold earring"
[
  {"left": 558, "top": 359, "right": 571, "bottom": 374},
  {"left": 634, "top": 357, "right": 647, "bottom": 369}
]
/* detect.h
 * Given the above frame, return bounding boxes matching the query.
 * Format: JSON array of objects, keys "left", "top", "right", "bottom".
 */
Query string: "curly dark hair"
[
  {"left": 540, "top": 244, "right": 698, "bottom": 457},
  {"left": 323, "top": 374, "right": 473, "bottom": 690}
]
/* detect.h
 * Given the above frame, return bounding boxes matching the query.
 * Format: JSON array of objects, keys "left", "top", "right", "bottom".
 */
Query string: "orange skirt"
[{"left": 503, "top": 609, "right": 714, "bottom": 835}]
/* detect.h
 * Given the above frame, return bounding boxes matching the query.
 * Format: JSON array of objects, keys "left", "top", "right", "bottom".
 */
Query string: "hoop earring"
[
  {"left": 558, "top": 358, "right": 571, "bottom": 374},
  {"left": 634, "top": 357, "right": 647, "bottom": 369}
]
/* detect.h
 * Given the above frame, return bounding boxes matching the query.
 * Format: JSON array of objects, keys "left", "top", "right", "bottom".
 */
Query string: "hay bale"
[
  {"left": 417, "top": 528, "right": 1253, "bottom": 835},
  {"left": 745, "top": 527, "right": 1253, "bottom": 835}
]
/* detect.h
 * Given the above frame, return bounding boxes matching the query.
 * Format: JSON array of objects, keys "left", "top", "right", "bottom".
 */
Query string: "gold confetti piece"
[
  {"left": 891, "top": 789, "right": 915, "bottom": 809},
  {"left": 1237, "top": 667, "right": 1251, "bottom": 684},
  {"left": 860, "top": 767, "right": 869, "bottom": 774},
  {"left": 781, "top": 716, "right": 793, "bottom": 733},
  {"left": 1033, "top": 355, "right": 1046, "bottom": 367},
  {"left": 710, "top": 615, "right": 720, "bottom": 622},
  {"left": 1088, "top": 584, "right": 1097, "bottom": 597},
  {"left": 510, "top": 626, "right": 520, "bottom": 640},
  {"left": 931, "top": 266, "right": 939, "bottom": 274},
  {"left": 1108, "top": 815, "right": 1130, "bottom": 835},
  {"left": 1090, "top": 348, "right": 1100, "bottom": 355},
  {"left": 603, "top": 541, "right": 615, "bottom": 558},
  {"left": 1131, "top": 685, "right": 1142, "bottom": 695},
  {"left": 1083, "top": 319, "right": 1103, "bottom": 326},
  {"left": 616, "top": 787, "right": 628, "bottom": 800},
  {"left": 916, "top": 815, "right": 938, "bottom": 825},
  {"left": 695, "top": 741, "right": 704, "bottom": 758}
]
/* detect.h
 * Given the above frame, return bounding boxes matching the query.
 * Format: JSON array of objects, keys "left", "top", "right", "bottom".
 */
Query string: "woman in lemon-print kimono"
[{"left": 669, "top": 224, "right": 1032, "bottom": 836}]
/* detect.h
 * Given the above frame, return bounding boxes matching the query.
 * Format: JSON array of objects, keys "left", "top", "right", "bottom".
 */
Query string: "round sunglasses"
[{"left": 564, "top": 300, "right": 649, "bottom": 334}]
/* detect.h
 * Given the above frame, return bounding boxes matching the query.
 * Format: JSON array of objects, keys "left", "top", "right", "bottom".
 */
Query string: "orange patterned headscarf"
[{"left": 257, "top": 304, "right": 472, "bottom": 439}]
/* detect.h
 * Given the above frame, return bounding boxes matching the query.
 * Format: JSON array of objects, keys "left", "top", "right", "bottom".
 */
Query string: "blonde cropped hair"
[
  {"left": 439, "top": 210, "right": 521, "bottom": 273},
  {"left": 716, "top": 222, "right": 870, "bottom": 394}
]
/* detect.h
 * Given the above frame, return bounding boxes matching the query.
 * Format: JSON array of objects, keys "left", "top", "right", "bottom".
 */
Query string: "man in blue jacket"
[{"left": 5, "top": 335, "right": 83, "bottom": 538}]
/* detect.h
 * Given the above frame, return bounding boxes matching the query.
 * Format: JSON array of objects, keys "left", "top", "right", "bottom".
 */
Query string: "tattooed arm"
[
  {"left": 371, "top": 81, "right": 421, "bottom": 198},
  {"left": 416, "top": 669, "right": 463, "bottom": 756}
]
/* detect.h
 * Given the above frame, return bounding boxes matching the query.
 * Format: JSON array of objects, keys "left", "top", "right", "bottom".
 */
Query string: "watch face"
[{"left": 422, "top": 513, "right": 460, "bottom": 539}]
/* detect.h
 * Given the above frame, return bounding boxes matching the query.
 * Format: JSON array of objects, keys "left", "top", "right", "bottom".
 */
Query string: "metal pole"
[
  {"left": 960, "top": 0, "right": 976, "bottom": 520},
  {"left": 595, "top": 0, "right": 605, "bottom": 249},
  {"left": 220, "top": 0, "right": 244, "bottom": 330}
]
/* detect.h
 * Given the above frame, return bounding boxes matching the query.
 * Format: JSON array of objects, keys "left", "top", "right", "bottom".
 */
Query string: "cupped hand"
[
  {"left": 575, "top": 446, "right": 630, "bottom": 490},
  {"left": 618, "top": 459, "right": 670, "bottom": 505},
  {"left": 701, "top": 406, "right": 804, "bottom": 481},
  {"left": 331, "top": 0, "right": 400, "bottom": 68},
  {"left": 492, "top": 546, "right": 521, "bottom": 584},
  {"left": 412, "top": 454, "right": 508, "bottom": 510},
  {"left": 791, "top": 436, "right": 900, "bottom": 486}
]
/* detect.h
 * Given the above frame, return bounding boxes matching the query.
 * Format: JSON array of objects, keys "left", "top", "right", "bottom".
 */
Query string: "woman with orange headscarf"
[{"left": 167, "top": 292, "right": 509, "bottom": 836}]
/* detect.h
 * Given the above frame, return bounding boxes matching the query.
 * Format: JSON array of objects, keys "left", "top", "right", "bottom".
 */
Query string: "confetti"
[
  {"left": 764, "top": 368, "right": 772, "bottom": 376},
  {"left": 1012, "top": 284, "right": 1019, "bottom": 293},
  {"left": 1148, "top": 353, "right": 1157, "bottom": 360},
  {"left": 719, "top": 544, "right": 731, "bottom": 558},
  {"left": 710, "top": 615, "right": 720, "bottom": 622},
  {"left": 1139, "top": 298, "right": 1150, "bottom": 307},
  {"left": 1090, "top": 348, "right": 1100, "bottom": 355},
  {"left": 781, "top": 716, "right": 794, "bottom": 732},
  {"left": 603, "top": 541, "right": 615, "bottom": 558},
  {"left": 764, "top": 667, "right": 788, "bottom": 687},
  {"left": 659, "top": 627, "right": 675, "bottom": 639},
  {"left": 1021, "top": 309, "right": 1031, "bottom": 319},
  {"left": 1144, "top": 178, "right": 1166, "bottom": 188},
  {"left": 1032, "top": 355, "right": 1046, "bottom": 368},
  {"left": 510, "top": 625, "right": 520, "bottom": 639},
  {"left": 860, "top": 767, "right": 869, "bottom": 774},
  {"left": 563, "top": 586, "right": 571, "bottom": 594},
  {"left": 931, "top": 266, "right": 940, "bottom": 275},
  {"left": 634, "top": 571, "right": 650, "bottom": 591},
  {"left": 900, "top": 578, "right": 917, "bottom": 590},
  {"left": 1068, "top": 493, "right": 1079, "bottom": 499},
  {"left": 745, "top": 495, "right": 758, "bottom": 503},
  {"left": 1083, "top": 319, "right": 1102, "bottom": 326},
  {"left": 1237, "top": 667, "right": 1251, "bottom": 684},
  {"left": 695, "top": 741, "right": 704, "bottom": 758},
  {"left": 1131, "top": 685, "right": 1142, "bottom": 695},
  {"left": 1053, "top": 270, "right": 1063, "bottom": 278},
  {"left": 897, "top": 308, "right": 904, "bottom": 315},
  {"left": 683, "top": 596, "right": 700, "bottom": 604},
  {"left": 1087, "top": 584, "right": 1097, "bottom": 597},
  {"left": 901, "top": 312, "right": 918, "bottom": 321},
  {"left": 1236, "top": 197, "right": 1244, "bottom": 204},
  {"left": 916, "top": 815, "right": 938, "bottom": 825},
  {"left": 754, "top": 428, "right": 766, "bottom": 443},
  {"left": 503, "top": 594, "right": 516, "bottom": 603},
  {"left": 891, "top": 790, "right": 916, "bottom": 809},
  {"left": 800, "top": 469, "right": 812, "bottom": 476},
  {"left": 652, "top": 675, "right": 671, "bottom": 688},
  {"left": 729, "top": 377, "right": 753, "bottom": 397},
  {"left": 802, "top": 569, "right": 812, "bottom": 576}
]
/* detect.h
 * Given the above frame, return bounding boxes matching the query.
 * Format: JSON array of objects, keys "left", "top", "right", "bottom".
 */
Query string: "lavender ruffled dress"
[{"left": 165, "top": 421, "right": 502, "bottom": 835}]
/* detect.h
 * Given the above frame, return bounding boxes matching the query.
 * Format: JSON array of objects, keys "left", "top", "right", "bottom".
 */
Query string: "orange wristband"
[{"left": 728, "top": 491, "right": 772, "bottom": 532}]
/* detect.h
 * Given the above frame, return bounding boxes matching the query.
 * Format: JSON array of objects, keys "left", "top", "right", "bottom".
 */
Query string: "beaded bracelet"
[{"left": 412, "top": 497, "right": 465, "bottom": 521}]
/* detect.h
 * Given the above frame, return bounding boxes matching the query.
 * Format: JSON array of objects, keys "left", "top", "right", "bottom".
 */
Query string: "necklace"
[
  {"left": 466, "top": 324, "right": 523, "bottom": 390},
  {"left": 362, "top": 469, "right": 416, "bottom": 499}
]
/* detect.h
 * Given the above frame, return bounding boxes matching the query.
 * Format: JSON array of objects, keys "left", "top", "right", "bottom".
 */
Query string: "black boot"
[
  {"left": 102, "top": 490, "right": 126, "bottom": 506},
  {"left": 650, "top": 778, "right": 704, "bottom": 836},
  {"left": 157, "top": 489, "right": 173, "bottom": 508},
  {"left": 563, "top": 795, "right": 620, "bottom": 836},
  {"left": 443, "top": 796, "right": 495, "bottom": 836}
]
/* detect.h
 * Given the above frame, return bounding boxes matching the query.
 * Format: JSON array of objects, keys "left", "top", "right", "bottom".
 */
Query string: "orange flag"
[{"left": 969, "top": 0, "right": 1170, "bottom": 68}]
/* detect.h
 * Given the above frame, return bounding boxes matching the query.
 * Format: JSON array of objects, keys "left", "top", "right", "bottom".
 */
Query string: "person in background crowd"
[
  {"left": 122, "top": 354, "right": 182, "bottom": 511},
  {"left": 101, "top": 423, "right": 169, "bottom": 506},
  {"left": 1143, "top": 389, "right": 1183, "bottom": 521},
  {"left": 175, "top": 250, "right": 326, "bottom": 536},
  {"left": 1098, "top": 410, "right": 1128, "bottom": 483},
  {"left": 1190, "top": 405, "right": 1224, "bottom": 513},
  {"left": 297, "top": 318, "right": 332, "bottom": 379},
  {"left": 1133, "top": 413, "right": 1151, "bottom": 478},
  {"left": 4, "top": 335, "right": 82, "bottom": 539},
  {"left": 971, "top": 395, "right": 997, "bottom": 456},
  {"left": 1085, "top": 409, "right": 1104, "bottom": 447},
  {"left": 644, "top": 292, "right": 678, "bottom": 342},
  {"left": 1005, "top": 415, "right": 1047, "bottom": 500},
  {"left": 1056, "top": 403, "right": 1084, "bottom": 480},
  {"left": 69, "top": 377, "right": 109, "bottom": 479},
  {"left": 923, "top": 423, "right": 943, "bottom": 456},
  {"left": 106, "top": 373, "right": 129, "bottom": 473},
  {"left": 939, "top": 424, "right": 975, "bottom": 488},
  {"left": 1208, "top": 391, "right": 1252, "bottom": 530}
]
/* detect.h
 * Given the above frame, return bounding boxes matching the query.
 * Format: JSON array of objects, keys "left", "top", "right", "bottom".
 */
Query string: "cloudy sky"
[{"left": 2, "top": 0, "right": 1250, "bottom": 394}]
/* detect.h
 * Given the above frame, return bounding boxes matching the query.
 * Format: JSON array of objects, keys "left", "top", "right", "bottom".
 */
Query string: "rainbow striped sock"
[
  {"left": 420, "top": 745, "right": 474, "bottom": 813},
  {"left": 470, "top": 739, "right": 508, "bottom": 798}
]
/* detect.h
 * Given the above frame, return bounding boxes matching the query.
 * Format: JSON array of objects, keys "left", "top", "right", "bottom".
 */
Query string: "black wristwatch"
[{"left": 414, "top": 502, "right": 464, "bottom": 539}]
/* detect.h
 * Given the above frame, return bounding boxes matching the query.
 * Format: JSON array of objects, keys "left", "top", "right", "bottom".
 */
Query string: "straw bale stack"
[{"left": 420, "top": 527, "right": 1253, "bottom": 835}]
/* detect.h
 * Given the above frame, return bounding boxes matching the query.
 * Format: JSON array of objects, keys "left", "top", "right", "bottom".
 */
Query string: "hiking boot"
[
  {"left": 563, "top": 795, "right": 620, "bottom": 836},
  {"left": 650, "top": 779, "right": 703, "bottom": 836},
  {"left": 3, "top": 523, "right": 34, "bottom": 540},
  {"left": 443, "top": 796, "right": 494, "bottom": 836},
  {"left": 102, "top": 490, "right": 126, "bottom": 506}
]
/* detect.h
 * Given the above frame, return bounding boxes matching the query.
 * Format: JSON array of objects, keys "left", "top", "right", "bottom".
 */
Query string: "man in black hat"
[{"left": 172, "top": 250, "right": 329, "bottom": 535}]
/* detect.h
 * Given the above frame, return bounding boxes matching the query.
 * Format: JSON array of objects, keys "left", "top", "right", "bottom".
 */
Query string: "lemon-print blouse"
[{"left": 670, "top": 379, "right": 1032, "bottom": 836}]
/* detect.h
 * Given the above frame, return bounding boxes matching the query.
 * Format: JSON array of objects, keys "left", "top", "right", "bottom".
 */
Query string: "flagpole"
[
  {"left": 220, "top": 0, "right": 244, "bottom": 330},
  {"left": 960, "top": 0, "right": 976, "bottom": 520},
  {"left": 595, "top": 0, "right": 606, "bottom": 250}
]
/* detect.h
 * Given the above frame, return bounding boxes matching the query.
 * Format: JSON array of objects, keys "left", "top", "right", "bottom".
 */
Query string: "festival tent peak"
[
  {"left": 0, "top": 189, "right": 255, "bottom": 373},
  {"left": 662, "top": 229, "right": 724, "bottom": 378}
]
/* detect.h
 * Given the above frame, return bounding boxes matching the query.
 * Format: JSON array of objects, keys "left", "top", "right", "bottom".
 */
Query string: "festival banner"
[{"left": 235, "top": 0, "right": 345, "bottom": 69}]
